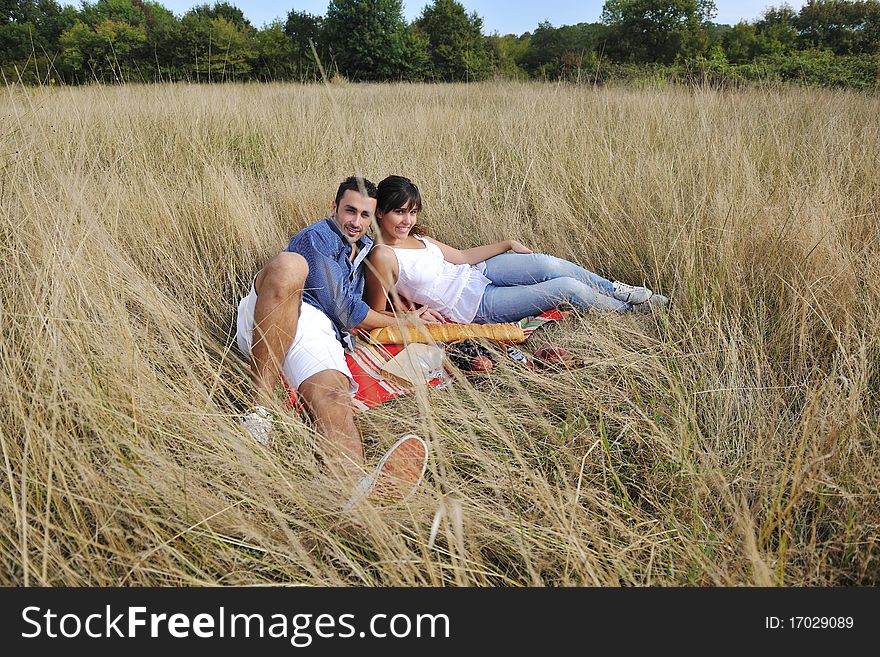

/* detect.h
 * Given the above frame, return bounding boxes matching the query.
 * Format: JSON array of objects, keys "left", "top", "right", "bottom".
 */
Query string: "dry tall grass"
[{"left": 1, "top": 81, "right": 878, "bottom": 586}]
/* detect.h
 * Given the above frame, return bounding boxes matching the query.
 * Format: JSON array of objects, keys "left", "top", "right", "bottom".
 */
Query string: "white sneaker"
[
  {"left": 647, "top": 292, "right": 670, "bottom": 308},
  {"left": 343, "top": 434, "right": 428, "bottom": 511},
  {"left": 612, "top": 281, "right": 653, "bottom": 305},
  {"left": 240, "top": 406, "right": 275, "bottom": 446},
  {"left": 632, "top": 292, "right": 671, "bottom": 312}
]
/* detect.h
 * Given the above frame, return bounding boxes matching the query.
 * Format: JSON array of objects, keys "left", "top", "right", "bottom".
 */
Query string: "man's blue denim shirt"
[{"left": 285, "top": 218, "right": 373, "bottom": 351}]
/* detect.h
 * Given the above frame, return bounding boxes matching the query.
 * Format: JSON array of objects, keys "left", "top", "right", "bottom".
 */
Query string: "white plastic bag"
[{"left": 380, "top": 343, "right": 446, "bottom": 387}]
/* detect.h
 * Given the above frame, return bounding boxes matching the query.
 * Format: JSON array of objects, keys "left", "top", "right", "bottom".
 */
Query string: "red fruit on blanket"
[
  {"left": 447, "top": 340, "right": 496, "bottom": 373},
  {"left": 469, "top": 355, "right": 494, "bottom": 372}
]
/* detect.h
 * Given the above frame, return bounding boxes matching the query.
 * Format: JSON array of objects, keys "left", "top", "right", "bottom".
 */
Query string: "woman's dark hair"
[{"left": 376, "top": 175, "right": 427, "bottom": 236}]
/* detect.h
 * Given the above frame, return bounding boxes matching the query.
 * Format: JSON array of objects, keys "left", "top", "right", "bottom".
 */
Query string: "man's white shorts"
[{"left": 236, "top": 280, "right": 357, "bottom": 394}]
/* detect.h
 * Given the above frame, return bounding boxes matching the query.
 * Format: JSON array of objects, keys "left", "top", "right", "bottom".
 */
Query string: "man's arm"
[
  {"left": 291, "top": 232, "right": 372, "bottom": 330},
  {"left": 291, "top": 232, "right": 443, "bottom": 332},
  {"left": 356, "top": 306, "right": 441, "bottom": 331}
]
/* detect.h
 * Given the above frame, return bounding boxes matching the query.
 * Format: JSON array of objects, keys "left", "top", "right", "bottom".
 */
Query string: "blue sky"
[{"left": 153, "top": 1, "right": 807, "bottom": 34}]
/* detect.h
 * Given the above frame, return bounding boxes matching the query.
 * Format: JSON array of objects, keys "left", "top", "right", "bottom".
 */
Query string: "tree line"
[{"left": 2, "top": 0, "right": 879, "bottom": 88}]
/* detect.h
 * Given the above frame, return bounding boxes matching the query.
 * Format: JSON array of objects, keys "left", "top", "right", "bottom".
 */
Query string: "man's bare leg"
[
  {"left": 297, "top": 369, "right": 364, "bottom": 482},
  {"left": 250, "top": 252, "right": 308, "bottom": 407}
]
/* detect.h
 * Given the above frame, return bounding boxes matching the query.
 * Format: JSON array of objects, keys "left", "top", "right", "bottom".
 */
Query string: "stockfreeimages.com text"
[{"left": 21, "top": 606, "right": 450, "bottom": 646}]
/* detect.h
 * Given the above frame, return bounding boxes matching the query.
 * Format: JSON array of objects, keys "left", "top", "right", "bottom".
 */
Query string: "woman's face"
[{"left": 379, "top": 205, "right": 419, "bottom": 241}]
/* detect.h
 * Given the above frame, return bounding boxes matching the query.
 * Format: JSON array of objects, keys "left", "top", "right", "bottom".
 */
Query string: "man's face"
[{"left": 331, "top": 189, "right": 376, "bottom": 244}]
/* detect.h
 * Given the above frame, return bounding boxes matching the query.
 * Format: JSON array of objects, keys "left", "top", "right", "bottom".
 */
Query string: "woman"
[{"left": 364, "top": 175, "right": 668, "bottom": 325}]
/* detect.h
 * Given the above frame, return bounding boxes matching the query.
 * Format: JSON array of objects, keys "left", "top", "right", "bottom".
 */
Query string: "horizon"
[{"left": 145, "top": 1, "right": 808, "bottom": 35}]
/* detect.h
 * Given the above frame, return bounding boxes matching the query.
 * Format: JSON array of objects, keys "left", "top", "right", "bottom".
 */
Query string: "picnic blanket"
[{"left": 342, "top": 309, "right": 569, "bottom": 411}]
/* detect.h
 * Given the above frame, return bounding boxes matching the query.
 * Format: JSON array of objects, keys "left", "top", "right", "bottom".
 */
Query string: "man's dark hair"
[{"left": 335, "top": 176, "right": 378, "bottom": 207}]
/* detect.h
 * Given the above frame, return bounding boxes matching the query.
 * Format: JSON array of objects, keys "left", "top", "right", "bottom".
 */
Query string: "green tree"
[
  {"left": 253, "top": 20, "right": 295, "bottom": 80},
  {"left": 185, "top": 1, "right": 250, "bottom": 30},
  {"left": 283, "top": 9, "right": 322, "bottom": 79},
  {"left": 1, "top": 1, "right": 39, "bottom": 64},
  {"left": 322, "top": 0, "right": 410, "bottom": 81},
  {"left": 34, "top": 0, "right": 79, "bottom": 46},
  {"left": 755, "top": 4, "right": 798, "bottom": 55},
  {"left": 177, "top": 5, "right": 256, "bottom": 81},
  {"left": 203, "top": 16, "right": 254, "bottom": 79},
  {"left": 54, "top": 0, "right": 184, "bottom": 82},
  {"left": 600, "top": 0, "right": 717, "bottom": 63},
  {"left": 402, "top": 23, "right": 431, "bottom": 80},
  {"left": 140, "top": 1, "right": 180, "bottom": 80},
  {"left": 520, "top": 21, "right": 607, "bottom": 78},
  {"left": 1, "top": 0, "right": 49, "bottom": 27},
  {"left": 0, "top": 0, "right": 68, "bottom": 68},
  {"left": 415, "top": 0, "right": 490, "bottom": 81},
  {"left": 1, "top": 0, "right": 35, "bottom": 24},
  {"left": 485, "top": 32, "right": 529, "bottom": 79},
  {"left": 177, "top": 7, "right": 209, "bottom": 79},
  {"left": 59, "top": 17, "right": 146, "bottom": 81},
  {"left": 796, "top": 0, "right": 880, "bottom": 55},
  {"left": 80, "top": 0, "right": 146, "bottom": 28},
  {"left": 722, "top": 21, "right": 759, "bottom": 63},
  {"left": 721, "top": 5, "right": 798, "bottom": 63}
]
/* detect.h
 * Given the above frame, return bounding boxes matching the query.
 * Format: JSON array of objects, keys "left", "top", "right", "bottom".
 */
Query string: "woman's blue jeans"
[{"left": 473, "top": 253, "right": 629, "bottom": 323}]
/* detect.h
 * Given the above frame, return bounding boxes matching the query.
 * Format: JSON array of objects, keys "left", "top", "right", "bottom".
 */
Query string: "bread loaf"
[{"left": 369, "top": 323, "right": 526, "bottom": 344}]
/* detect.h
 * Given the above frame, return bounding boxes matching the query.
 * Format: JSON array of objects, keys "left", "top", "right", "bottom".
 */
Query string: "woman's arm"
[
  {"left": 363, "top": 245, "right": 447, "bottom": 324},
  {"left": 364, "top": 246, "right": 399, "bottom": 312},
  {"left": 356, "top": 306, "right": 440, "bottom": 331},
  {"left": 427, "top": 237, "right": 532, "bottom": 265}
]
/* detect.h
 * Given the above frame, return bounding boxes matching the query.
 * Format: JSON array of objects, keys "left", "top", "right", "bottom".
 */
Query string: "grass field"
[{"left": 1, "top": 80, "right": 878, "bottom": 586}]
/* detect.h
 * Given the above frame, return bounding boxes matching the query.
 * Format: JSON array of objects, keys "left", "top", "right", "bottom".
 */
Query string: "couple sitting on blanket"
[{"left": 236, "top": 175, "right": 668, "bottom": 509}]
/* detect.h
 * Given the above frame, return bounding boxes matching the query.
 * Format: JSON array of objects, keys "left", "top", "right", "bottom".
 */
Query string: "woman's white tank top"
[{"left": 387, "top": 236, "right": 490, "bottom": 324}]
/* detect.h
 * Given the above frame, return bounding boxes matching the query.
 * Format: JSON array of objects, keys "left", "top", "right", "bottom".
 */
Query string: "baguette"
[{"left": 369, "top": 323, "right": 526, "bottom": 345}]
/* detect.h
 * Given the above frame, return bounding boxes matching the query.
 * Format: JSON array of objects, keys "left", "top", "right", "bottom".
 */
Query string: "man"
[{"left": 235, "top": 176, "right": 440, "bottom": 508}]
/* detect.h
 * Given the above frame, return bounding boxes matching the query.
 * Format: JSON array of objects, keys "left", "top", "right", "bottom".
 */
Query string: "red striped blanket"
[{"left": 341, "top": 309, "right": 568, "bottom": 411}]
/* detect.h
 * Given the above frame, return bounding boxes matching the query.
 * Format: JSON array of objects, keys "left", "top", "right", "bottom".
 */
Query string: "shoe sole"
[
  {"left": 647, "top": 294, "right": 671, "bottom": 309},
  {"left": 343, "top": 434, "right": 428, "bottom": 510},
  {"left": 240, "top": 406, "right": 276, "bottom": 446},
  {"left": 630, "top": 294, "right": 670, "bottom": 312}
]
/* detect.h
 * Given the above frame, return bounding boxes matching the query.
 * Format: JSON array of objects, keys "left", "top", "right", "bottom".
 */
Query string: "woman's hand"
[
  {"left": 419, "top": 307, "right": 446, "bottom": 323},
  {"left": 404, "top": 306, "right": 444, "bottom": 325},
  {"left": 507, "top": 240, "right": 533, "bottom": 254}
]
